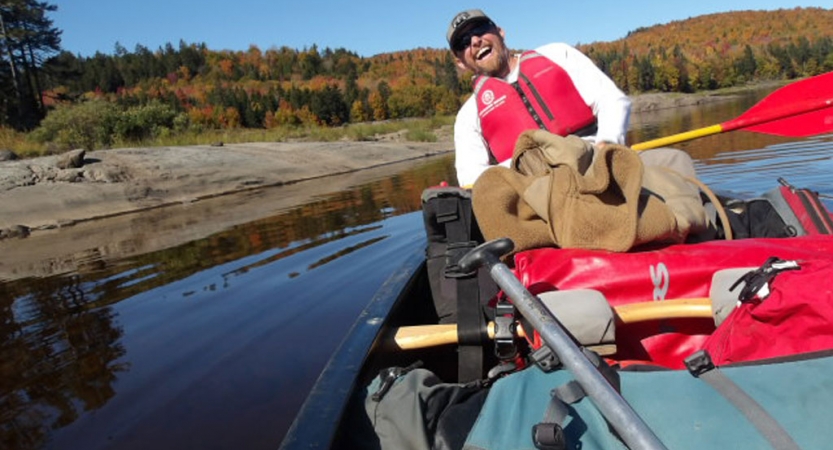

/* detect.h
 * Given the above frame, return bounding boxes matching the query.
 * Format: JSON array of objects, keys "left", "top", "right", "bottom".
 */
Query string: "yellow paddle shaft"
[
  {"left": 631, "top": 125, "right": 724, "bottom": 151},
  {"left": 614, "top": 297, "right": 713, "bottom": 322}
]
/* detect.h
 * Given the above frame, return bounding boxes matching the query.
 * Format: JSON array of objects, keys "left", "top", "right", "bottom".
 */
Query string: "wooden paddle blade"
[{"left": 725, "top": 71, "right": 833, "bottom": 136}]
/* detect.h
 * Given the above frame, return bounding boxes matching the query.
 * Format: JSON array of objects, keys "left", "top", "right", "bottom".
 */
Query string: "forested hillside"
[
  {"left": 2, "top": 3, "right": 832, "bottom": 150},
  {"left": 581, "top": 7, "right": 833, "bottom": 92},
  {"left": 40, "top": 45, "right": 460, "bottom": 127}
]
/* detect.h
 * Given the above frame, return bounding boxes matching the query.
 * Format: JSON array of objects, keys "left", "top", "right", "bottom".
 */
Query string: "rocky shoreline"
[
  {"left": 0, "top": 89, "right": 744, "bottom": 279},
  {"left": 630, "top": 91, "right": 737, "bottom": 113},
  {"left": 0, "top": 89, "right": 737, "bottom": 241},
  {"left": 0, "top": 139, "right": 453, "bottom": 237}
]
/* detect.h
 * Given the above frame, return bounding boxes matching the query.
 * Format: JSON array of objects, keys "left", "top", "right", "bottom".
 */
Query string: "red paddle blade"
[{"left": 724, "top": 71, "right": 833, "bottom": 137}]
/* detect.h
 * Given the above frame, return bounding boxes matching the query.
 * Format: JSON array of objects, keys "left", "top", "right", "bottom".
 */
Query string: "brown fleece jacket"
[{"left": 472, "top": 130, "right": 702, "bottom": 254}]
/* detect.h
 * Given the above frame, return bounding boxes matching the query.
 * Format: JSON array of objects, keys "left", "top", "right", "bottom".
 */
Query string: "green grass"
[{"left": 0, "top": 128, "right": 47, "bottom": 157}]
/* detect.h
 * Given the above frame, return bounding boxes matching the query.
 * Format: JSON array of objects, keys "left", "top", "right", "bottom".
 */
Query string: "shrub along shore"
[{"left": 0, "top": 86, "right": 750, "bottom": 159}]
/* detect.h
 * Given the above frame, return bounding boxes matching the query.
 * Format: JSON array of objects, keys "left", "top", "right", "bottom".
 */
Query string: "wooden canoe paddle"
[{"left": 391, "top": 297, "right": 712, "bottom": 350}]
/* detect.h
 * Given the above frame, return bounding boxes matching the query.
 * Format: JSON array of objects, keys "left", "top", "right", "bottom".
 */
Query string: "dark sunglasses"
[{"left": 452, "top": 22, "right": 495, "bottom": 52}]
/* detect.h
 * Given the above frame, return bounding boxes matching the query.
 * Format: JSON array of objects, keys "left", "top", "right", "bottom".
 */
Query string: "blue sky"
[{"left": 52, "top": 1, "right": 830, "bottom": 57}]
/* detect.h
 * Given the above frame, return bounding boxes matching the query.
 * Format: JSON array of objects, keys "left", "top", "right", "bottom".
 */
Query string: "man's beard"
[{"left": 474, "top": 44, "right": 511, "bottom": 78}]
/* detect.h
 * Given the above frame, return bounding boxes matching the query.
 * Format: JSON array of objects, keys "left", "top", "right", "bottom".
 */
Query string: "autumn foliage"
[
  {"left": 580, "top": 7, "right": 833, "bottom": 93},
  {"left": 31, "top": 7, "right": 833, "bottom": 137}
]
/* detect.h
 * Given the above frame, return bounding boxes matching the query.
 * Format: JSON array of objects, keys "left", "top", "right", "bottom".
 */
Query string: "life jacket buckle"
[{"left": 532, "top": 422, "right": 567, "bottom": 450}]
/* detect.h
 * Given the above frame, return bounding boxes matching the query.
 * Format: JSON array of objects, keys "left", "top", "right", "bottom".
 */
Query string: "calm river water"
[{"left": 3, "top": 89, "right": 833, "bottom": 450}]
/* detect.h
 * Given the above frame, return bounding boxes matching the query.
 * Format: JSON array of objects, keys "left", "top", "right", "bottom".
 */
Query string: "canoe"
[
  {"left": 280, "top": 72, "right": 833, "bottom": 449},
  {"left": 280, "top": 184, "right": 833, "bottom": 450},
  {"left": 279, "top": 245, "right": 429, "bottom": 449}
]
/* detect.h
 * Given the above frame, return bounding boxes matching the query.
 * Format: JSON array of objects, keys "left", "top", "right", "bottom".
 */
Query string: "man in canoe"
[
  {"left": 445, "top": 9, "right": 717, "bottom": 252},
  {"left": 446, "top": 9, "right": 633, "bottom": 187}
]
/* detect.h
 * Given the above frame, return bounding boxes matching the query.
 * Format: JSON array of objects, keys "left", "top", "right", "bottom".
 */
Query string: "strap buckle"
[
  {"left": 370, "top": 361, "right": 424, "bottom": 402},
  {"left": 684, "top": 350, "right": 715, "bottom": 378},
  {"left": 493, "top": 299, "right": 517, "bottom": 360},
  {"left": 730, "top": 257, "right": 800, "bottom": 302},
  {"left": 532, "top": 422, "right": 566, "bottom": 450},
  {"left": 531, "top": 345, "right": 561, "bottom": 373}
]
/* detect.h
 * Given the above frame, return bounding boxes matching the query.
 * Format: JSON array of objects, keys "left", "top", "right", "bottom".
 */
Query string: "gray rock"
[
  {"left": 29, "top": 165, "right": 58, "bottom": 182},
  {"left": 55, "top": 169, "right": 83, "bottom": 182},
  {"left": 0, "top": 149, "right": 19, "bottom": 161},
  {"left": 0, "top": 225, "right": 30, "bottom": 240},
  {"left": 84, "top": 167, "right": 128, "bottom": 183},
  {"left": 0, "top": 165, "right": 35, "bottom": 191},
  {"left": 56, "top": 149, "right": 86, "bottom": 169}
]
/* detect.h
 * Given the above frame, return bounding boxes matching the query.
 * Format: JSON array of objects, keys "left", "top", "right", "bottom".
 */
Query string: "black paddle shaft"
[{"left": 460, "top": 238, "right": 668, "bottom": 450}]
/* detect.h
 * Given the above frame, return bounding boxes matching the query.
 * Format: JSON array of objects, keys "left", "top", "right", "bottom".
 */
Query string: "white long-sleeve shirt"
[{"left": 453, "top": 42, "right": 631, "bottom": 187}]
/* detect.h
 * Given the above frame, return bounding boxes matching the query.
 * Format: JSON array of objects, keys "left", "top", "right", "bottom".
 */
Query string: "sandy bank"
[
  {"left": 0, "top": 134, "right": 455, "bottom": 279},
  {"left": 0, "top": 139, "right": 453, "bottom": 236}
]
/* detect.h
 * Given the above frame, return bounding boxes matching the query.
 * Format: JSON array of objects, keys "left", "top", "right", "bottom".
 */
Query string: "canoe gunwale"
[{"left": 279, "top": 246, "right": 427, "bottom": 449}]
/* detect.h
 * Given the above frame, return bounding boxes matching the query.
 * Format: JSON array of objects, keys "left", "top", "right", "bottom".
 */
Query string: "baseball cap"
[{"left": 447, "top": 9, "right": 494, "bottom": 50}]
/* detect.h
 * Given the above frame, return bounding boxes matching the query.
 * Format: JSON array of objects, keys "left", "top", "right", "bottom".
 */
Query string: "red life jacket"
[{"left": 474, "top": 51, "right": 596, "bottom": 163}]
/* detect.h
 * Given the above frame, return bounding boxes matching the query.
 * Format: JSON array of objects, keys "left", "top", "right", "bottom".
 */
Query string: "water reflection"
[
  {"left": 2, "top": 88, "right": 833, "bottom": 449},
  {"left": 2, "top": 276, "right": 127, "bottom": 449},
  {"left": 695, "top": 133, "right": 833, "bottom": 199},
  {"left": 1, "top": 157, "right": 454, "bottom": 449}
]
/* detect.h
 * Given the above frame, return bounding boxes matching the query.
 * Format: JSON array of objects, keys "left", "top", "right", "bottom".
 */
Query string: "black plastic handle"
[{"left": 458, "top": 238, "right": 515, "bottom": 273}]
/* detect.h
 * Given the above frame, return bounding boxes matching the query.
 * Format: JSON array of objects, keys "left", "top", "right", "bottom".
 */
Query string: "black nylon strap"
[
  {"left": 436, "top": 197, "right": 468, "bottom": 242},
  {"left": 436, "top": 194, "right": 486, "bottom": 382},
  {"left": 518, "top": 72, "right": 555, "bottom": 123},
  {"left": 457, "top": 272, "right": 484, "bottom": 382},
  {"left": 685, "top": 351, "right": 800, "bottom": 450},
  {"left": 511, "top": 80, "right": 547, "bottom": 130}
]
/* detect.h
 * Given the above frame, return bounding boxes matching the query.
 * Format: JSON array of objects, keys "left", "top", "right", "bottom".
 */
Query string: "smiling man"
[{"left": 447, "top": 9, "right": 632, "bottom": 187}]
